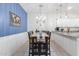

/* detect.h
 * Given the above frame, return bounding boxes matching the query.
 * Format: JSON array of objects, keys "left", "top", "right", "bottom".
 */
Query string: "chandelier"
[{"left": 36, "top": 4, "right": 46, "bottom": 30}]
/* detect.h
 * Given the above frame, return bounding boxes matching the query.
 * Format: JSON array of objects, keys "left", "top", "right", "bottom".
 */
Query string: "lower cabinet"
[{"left": 53, "top": 33, "right": 77, "bottom": 56}]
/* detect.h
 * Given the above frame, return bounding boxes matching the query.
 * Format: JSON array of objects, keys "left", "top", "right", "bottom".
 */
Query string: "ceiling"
[{"left": 20, "top": 3, "right": 79, "bottom": 17}]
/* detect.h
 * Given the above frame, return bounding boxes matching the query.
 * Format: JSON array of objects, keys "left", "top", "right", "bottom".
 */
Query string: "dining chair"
[
  {"left": 45, "top": 35, "right": 51, "bottom": 56},
  {"left": 28, "top": 31, "right": 34, "bottom": 56},
  {"left": 28, "top": 35, "right": 38, "bottom": 56}
]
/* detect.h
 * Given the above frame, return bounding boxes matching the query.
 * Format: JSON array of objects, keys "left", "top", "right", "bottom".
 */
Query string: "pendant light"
[
  {"left": 56, "top": 8, "right": 58, "bottom": 27},
  {"left": 36, "top": 4, "right": 43, "bottom": 31},
  {"left": 55, "top": 4, "right": 62, "bottom": 27}
]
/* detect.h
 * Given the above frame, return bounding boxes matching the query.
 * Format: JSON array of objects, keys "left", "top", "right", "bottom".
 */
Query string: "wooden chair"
[
  {"left": 42, "top": 31, "right": 51, "bottom": 56},
  {"left": 37, "top": 35, "right": 51, "bottom": 56},
  {"left": 45, "top": 36, "right": 51, "bottom": 56},
  {"left": 28, "top": 31, "right": 34, "bottom": 56},
  {"left": 28, "top": 36, "right": 38, "bottom": 56}
]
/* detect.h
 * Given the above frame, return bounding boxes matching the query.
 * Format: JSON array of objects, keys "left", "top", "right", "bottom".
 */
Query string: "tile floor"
[{"left": 13, "top": 39, "right": 69, "bottom": 56}]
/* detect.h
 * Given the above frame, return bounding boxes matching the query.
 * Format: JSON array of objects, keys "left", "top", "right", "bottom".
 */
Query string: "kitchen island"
[{"left": 52, "top": 31, "right": 79, "bottom": 56}]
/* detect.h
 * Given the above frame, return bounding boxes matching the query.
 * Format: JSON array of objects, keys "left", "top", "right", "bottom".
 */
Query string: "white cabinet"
[{"left": 53, "top": 33, "right": 77, "bottom": 56}]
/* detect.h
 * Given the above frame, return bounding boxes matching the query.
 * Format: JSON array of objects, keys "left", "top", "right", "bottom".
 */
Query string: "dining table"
[{"left": 30, "top": 31, "right": 49, "bottom": 42}]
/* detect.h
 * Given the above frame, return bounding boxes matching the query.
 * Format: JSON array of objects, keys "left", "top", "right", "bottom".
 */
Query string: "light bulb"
[
  {"left": 36, "top": 16, "right": 39, "bottom": 19},
  {"left": 67, "top": 6, "right": 72, "bottom": 10}
]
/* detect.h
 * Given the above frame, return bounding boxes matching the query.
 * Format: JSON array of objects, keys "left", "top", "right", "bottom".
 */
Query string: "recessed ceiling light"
[{"left": 67, "top": 6, "right": 72, "bottom": 10}]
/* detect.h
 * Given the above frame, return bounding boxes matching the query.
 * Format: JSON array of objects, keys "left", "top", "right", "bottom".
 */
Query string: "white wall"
[
  {"left": 57, "top": 18, "right": 79, "bottom": 27},
  {"left": 0, "top": 32, "right": 28, "bottom": 56},
  {"left": 57, "top": 14, "right": 79, "bottom": 27},
  {"left": 28, "top": 13, "right": 56, "bottom": 31}
]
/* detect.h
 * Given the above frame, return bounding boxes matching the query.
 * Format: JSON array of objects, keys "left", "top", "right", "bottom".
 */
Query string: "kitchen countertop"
[{"left": 52, "top": 31, "right": 79, "bottom": 38}]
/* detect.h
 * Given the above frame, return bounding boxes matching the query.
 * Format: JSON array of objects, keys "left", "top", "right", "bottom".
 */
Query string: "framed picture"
[{"left": 9, "top": 11, "right": 21, "bottom": 27}]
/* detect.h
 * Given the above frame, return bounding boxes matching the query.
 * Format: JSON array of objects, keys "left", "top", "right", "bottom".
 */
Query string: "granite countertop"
[{"left": 52, "top": 31, "right": 79, "bottom": 38}]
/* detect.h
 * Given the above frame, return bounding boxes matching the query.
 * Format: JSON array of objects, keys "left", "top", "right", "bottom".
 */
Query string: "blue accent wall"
[{"left": 0, "top": 3, "right": 27, "bottom": 37}]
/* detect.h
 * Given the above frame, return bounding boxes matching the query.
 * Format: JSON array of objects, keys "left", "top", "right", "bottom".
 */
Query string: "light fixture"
[
  {"left": 36, "top": 16, "right": 39, "bottom": 19},
  {"left": 67, "top": 6, "right": 72, "bottom": 10},
  {"left": 65, "top": 15, "right": 68, "bottom": 18},
  {"left": 36, "top": 4, "right": 46, "bottom": 31},
  {"left": 35, "top": 15, "right": 46, "bottom": 21},
  {"left": 41, "top": 15, "right": 46, "bottom": 21}
]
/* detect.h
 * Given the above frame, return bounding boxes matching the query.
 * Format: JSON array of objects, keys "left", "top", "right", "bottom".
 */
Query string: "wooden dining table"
[{"left": 30, "top": 32, "right": 49, "bottom": 42}]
